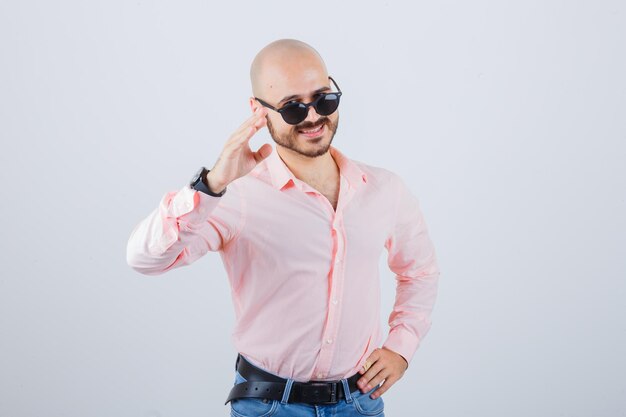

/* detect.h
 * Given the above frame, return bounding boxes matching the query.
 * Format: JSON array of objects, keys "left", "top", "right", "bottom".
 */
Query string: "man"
[{"left": 127, "top": 39, "right": 440, "bottom": 416}]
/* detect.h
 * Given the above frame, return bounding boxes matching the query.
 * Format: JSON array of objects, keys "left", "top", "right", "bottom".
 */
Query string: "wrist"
[
  {"left": 190, "top": 167, "right": 226, "bottom": 197},
  {"left": 205, "top": 170, "right": 227, "bottom": 194}
]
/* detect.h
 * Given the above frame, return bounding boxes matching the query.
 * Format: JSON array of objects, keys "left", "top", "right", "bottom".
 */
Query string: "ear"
[{"left": 249, "top": 97, "right": 260, "bottom": 113}]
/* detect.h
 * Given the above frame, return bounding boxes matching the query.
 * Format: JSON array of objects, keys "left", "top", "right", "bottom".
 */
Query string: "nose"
[{"left": 302, "top": 103, "right": 321, "bottom": 124}]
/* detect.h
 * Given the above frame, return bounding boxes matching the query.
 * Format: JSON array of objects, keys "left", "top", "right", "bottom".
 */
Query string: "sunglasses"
[{"left": 254, "top": 76, "right": 342, "bottom": 125}]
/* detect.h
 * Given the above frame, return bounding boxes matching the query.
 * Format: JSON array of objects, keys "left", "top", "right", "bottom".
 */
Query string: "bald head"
[{"left": 250, "top": 39, "right": 328, "bottom": 98}]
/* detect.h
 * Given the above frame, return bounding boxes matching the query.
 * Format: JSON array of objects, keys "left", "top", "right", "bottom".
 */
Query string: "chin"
[
  {"left": 269, "top": 117, "right": 338, "bottom": 158},
  {"left": 300, "top": 135, "right": 333, "bottom": 156}
]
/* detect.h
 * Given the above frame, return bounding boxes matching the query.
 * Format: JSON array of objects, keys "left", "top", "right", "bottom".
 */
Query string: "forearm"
[
  {"left": 126, "top": 184, "right": 225, "bottom": 275},
  {"left": 383, "top": 173, "right": 440, "bottom": 364},
  {"left": 383, "top": 267, "right": 440, "bottom": 364}
]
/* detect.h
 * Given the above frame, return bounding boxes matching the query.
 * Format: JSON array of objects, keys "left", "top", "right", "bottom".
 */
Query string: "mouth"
[{"left": 297, "top": 122, "right": 325, "bottom": 139}]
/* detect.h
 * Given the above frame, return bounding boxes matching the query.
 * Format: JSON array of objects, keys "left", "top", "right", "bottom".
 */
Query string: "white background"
[{"left": 1, "top": 1, "right": 625, "bottom": 416}]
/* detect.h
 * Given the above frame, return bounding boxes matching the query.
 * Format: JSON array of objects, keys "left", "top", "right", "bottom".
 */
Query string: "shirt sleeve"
[
  {"left": 382, "top": 175, "right": 440, "bottom": 365},
  {"left": 126, "top": 182, "right": 244, "bottom": 275}
]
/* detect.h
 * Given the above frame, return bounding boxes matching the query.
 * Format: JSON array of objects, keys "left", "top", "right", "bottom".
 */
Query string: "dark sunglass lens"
[
  {"left": 315, "top": 94, "right": 340, "bottom": 115},
  {"left": 281, "top": 104, "right": 308, "bottom": 125}
]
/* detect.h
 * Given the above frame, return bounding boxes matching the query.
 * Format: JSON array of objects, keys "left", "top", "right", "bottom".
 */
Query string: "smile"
[{"left": 298, "top": 124, "right": 325, "bottom": 138}]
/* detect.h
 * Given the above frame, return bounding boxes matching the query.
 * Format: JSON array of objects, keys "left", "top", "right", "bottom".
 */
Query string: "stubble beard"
[{"left": 266, "top": 115, "right": 339, "bottom": 158}]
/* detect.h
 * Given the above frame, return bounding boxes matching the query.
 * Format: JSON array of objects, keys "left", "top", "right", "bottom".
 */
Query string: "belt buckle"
[
  {"left": 301, "top": 381, "right": 338, "bottom": 405},
  {"left": 327, "top": 381, "right": 338, "bottom": 404}
]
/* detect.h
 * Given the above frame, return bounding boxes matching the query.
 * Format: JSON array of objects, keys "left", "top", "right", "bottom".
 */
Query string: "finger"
[
  {"left": 253, "top": 143, "right": 273, "bottom": 163},
  {"left": 250, "top": 116, "right": 267, "bottom": 135},
  {"left": 248, "top": 113, "right": 268, "bottom": 137},
  {"left": 229, "top": 119, "right": 265, "bottom": 150},
  {"left": 358, "top": 361, "right": 384, "bottom": 392},
  {"left": 362, "top": 359, "right": 384, "bottom": 383},
  {"left": 243, "top": 106, "right": 267, "bottom": 126},
  {"left": 232, "top": 109, "right": 262, "bottom": 136},
  {"left": 228, "top": 108, "right": 267, "bottom": 145},
  {"left": 363, "top": 369, "right": 391, "bottom": 393},
  {"left": 233, "top": 114, "right": 266, "bottom": 145},
  {"left": 370, "top": 375, "right": 398, "bottom": 399},
  {"left": 222, "top": 129, "right": 252, "bottom": 155},
  {"left": 360, "top": 359, "right": 372, "bottom": 375},
  {"left": 359, "top": 349, "right": 382, "bottom": 375},
  {"left": 357, "top": 350, "right": 382, "bottom": 389},
  {"left": 230, "top": 118, "right": 259, "bottom": 144}
]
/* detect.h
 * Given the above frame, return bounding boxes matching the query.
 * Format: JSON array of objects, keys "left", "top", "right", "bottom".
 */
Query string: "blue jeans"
[{"left": 229, "top": 371, "right": 385, "bottom": 417}]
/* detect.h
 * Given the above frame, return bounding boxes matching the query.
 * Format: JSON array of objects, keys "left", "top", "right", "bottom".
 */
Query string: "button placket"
[
  {"left": 316, "top": 219, "right": 347, "bottom": 378},
  {"left": 335, "top": 230, "right": 344, "bottom": 263},
  {"left": 314, "top": 180, "right": 351, "bottom": 379}
]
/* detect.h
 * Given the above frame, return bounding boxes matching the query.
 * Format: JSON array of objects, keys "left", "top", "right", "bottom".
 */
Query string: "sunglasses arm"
[{"left": 254, "top": 97, "right": 278, "bottom": 112}]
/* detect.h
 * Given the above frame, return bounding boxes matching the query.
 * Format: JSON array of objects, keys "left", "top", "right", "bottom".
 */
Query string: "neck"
[{"left": 276, "top": 145, "right": 339, "bottom": 185}]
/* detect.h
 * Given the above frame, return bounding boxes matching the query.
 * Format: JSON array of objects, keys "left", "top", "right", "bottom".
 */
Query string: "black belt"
[{"left": 225, "top": 354, "right": 362, "bottom": 405}]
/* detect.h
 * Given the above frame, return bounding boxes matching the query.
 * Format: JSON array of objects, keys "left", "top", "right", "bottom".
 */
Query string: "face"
[{"left": 253, "top": 58, "right": 340, "bottom": 158}]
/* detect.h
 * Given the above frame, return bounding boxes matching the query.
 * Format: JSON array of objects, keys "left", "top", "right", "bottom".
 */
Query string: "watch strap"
[{"left": 191, "top": 167, "right": 226, "bottom": 197}]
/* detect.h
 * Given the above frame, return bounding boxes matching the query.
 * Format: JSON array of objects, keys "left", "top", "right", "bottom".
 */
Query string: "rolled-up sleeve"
[
  {"left": 126, "top": 182, "right": 244, "bottom": 275},
  {"left": 382, "top": 176, "right": 440, "bottom": 364}
]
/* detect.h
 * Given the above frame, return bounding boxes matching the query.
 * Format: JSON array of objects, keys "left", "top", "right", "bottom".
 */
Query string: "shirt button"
[
  {"left": 326, "top": 338, "right": 333, "bottom": 344},
  {"left": 317, "top": 373, "right": 324, "bottom": 379},
  {"left": 332, "top": 299, "right": 338, "bottom": 305}
]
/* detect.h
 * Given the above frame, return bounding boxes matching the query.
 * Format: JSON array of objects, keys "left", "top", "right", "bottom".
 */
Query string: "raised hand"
[{"left": 205, "top": 107, "right": 272, "bottom": 193}]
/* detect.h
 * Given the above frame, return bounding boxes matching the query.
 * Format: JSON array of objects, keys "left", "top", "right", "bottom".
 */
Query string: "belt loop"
[
  {"left": 340, "top": 378, "right": 353, "bottom": 403},
  {"left": 281, "top": 379, "right": 294, "bottom": 404}
]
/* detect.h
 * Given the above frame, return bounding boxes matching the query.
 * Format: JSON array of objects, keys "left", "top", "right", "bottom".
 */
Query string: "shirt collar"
[{"left": 266, "top": 145, "right": 368, "bottom": 191}]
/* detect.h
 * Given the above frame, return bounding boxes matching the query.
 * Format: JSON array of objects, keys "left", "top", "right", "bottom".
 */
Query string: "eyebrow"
[{"left": 278, "top": 86, "right": 331, "bottom": 106}]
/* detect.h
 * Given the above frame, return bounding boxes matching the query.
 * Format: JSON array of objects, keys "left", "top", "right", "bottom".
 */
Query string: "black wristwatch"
[{"left": 190, "top": 167, "right": 226, "bottom": 197}]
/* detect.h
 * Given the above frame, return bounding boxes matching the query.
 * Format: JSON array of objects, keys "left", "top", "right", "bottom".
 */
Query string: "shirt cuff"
[
  {"left": 170, "top": 184, "right": 223, "bottom": 223},
  {"left": 382, "top": 325, "right": 421, "bottom": 366}
]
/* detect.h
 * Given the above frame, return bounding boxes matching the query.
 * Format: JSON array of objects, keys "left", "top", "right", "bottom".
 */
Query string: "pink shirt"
[{"left": 126, "top": 146, "right": 440, "bottom": 382}]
